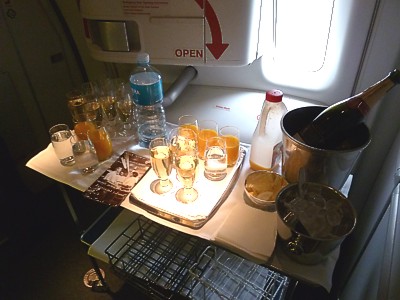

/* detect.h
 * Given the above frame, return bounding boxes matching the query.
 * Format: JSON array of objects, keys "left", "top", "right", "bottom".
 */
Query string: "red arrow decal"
[
  {"left": 194, "top": 0, "right": 229, "bottom": 60},
  {"left": 194, "top": 0, "right": 204, "bottom": 8}
]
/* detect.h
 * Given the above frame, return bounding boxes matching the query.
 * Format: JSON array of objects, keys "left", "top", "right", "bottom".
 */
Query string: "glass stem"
[
  {"left": 160, "top": 179, "right": 170, "bottom": 188},
  {"left": 184, "top": 187, "right": 193, "bottom": 195}
]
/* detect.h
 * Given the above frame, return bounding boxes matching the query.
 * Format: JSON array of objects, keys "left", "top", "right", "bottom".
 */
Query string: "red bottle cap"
[{"left": 266, "top": 90, "right": 283, "bottom": 103}]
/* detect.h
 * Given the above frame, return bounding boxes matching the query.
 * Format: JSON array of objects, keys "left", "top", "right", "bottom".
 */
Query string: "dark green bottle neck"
[
  {"left": 354, "top": 70, "right": 399, "bottom": 109},
  {"left": 389, "top": 69, "right": 400, "bottom": 84}
]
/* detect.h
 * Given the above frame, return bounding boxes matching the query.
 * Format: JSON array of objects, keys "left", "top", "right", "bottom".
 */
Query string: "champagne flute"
[
  {"left": 83, "top": 100, "right": 103, "bottom": 128},
  {"left": 169, "top": 126, "right": 198, "bottom": 163},
  {"left": 66, "top": 89, "right": 86, "bottom": 123},
  {"left": 101, "top": 96, "right": 117, "bottom": 123},
  {"left": 149, "top": 137, "right": 173, "bottom": 194},
  {"left": 81, "top": 81, "right": 104, "bottom": 128},
  {"left": 116, "top": 82, "right": 137, "bottom": 137},
  {"left": 173, "top": 128, "right": 199, "bottom": 203},
  {"left": 98, "top": 78, "right": 119, "bottom": 135}
]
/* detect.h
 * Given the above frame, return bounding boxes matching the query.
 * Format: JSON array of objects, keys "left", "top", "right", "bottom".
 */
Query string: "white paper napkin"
[{"left": 214, "top": 203, "right": 277, "bottom": 264}]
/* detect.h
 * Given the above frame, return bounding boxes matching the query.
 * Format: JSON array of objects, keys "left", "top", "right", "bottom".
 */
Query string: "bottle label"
[{"left": 130, "top": 79, "right": 163, "bottom": 106}]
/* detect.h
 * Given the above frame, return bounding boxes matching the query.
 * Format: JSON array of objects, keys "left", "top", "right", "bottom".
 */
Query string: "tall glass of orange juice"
[
  {"left": 198, "top": 120, "right": 218, "bottom": 159},
  {"left": 74, "top": 121, "right": 96, "bottom": 140},
  {"left": 178, "top": 115, "right": 199, "bottom": 134},
  {"left": 87, "top": 126, "right": 113, "bottom": 161},
  {"left": 219, "top": 126, "right": 240, "bottom": 167}
]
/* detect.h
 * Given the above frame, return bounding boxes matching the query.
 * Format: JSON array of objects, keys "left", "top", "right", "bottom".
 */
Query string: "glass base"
[
  {"left": 176, "top": 188, "right": 198, "bottom": 204},
  {"left": 81, "top": 164, "right": 98, "bottom": 175},
  {"left": 151, "top": 179, "right": 173, "bottom": 194},
  {"left": 118, "top": 127, "right": 137, "bottom": 138},
  {"left": 60, "top": 156, "right": 75, "bottom": 166},
  {"left": 204, "top": 170, "right": 227, "bottom": 181}
]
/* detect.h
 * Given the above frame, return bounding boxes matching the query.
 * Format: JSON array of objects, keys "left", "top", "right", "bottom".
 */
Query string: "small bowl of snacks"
[{"left": 244, "top": 170, "right": 288, "bottom": 210}]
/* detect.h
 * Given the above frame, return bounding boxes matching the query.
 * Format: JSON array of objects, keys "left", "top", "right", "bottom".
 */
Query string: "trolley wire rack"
[{"left": 105, "top": 215, "right": 291, "bottom": 299}]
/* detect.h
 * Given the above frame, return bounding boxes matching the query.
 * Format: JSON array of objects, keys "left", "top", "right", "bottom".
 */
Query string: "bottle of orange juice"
[{"left": 250, "top": 90, "right": 287, "bottom": 170}]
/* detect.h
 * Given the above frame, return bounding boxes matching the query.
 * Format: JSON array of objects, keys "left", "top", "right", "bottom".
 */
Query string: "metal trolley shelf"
[{"left": 105, "top": 215, "right": 291, "bottom": 299}]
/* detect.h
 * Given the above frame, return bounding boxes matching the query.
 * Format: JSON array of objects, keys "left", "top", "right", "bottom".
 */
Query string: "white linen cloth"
[{"left": 26, "top": 130, "right": 345, "bottom": 292}]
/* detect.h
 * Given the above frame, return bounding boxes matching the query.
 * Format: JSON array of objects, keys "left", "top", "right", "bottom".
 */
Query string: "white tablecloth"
[{"left": 26, "top": 132, "right": 342, "bottom": 291}]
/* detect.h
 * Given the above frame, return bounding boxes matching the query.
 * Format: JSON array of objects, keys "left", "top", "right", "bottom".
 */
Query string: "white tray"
[{"left": 129, "top": 147, "right": 247, "bottom": 229}]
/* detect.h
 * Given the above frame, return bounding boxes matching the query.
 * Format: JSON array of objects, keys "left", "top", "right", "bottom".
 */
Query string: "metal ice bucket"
[
  {"left": 280, "top": 106, "right": 371, "bottom": 190},
  {"left": 276, "top": 182, "right": 357, "bottom": 265}
]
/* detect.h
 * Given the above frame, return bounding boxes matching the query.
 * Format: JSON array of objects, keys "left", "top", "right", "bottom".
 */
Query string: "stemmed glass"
[
  {"left": 66, "top": 83, "right": 104, "bottom": 142},
  {"left": 149, "top": 137, "right": 173, "bottom": 194},
  {"left": 98, "top": 78, "right": 120, "bottom": 136},
  {"left": 116, "top": 82, "right": 137, "bottom": 137},
  {"left": 169, "top": 127, "right": 197, "bottom": 164},
  {"left": 80, "top": 81, "right": 104, "bottom": 128},
  {"left": 171, "top": 127, "right": 199, "bottom": 203}
]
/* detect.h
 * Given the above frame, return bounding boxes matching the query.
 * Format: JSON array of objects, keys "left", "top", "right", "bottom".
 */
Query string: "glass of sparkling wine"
[
  {"left": 173, "top": 128, "right": 199, "bottom": 203},
  {"left": 101, "top": 95, "right": 117, "bottom": 123},
  {"left": 116, "top": 83, "right": 136, "bottom": 137},
  {"left": 149, "top": 137, "right": 173, "bottom": 194},
  {"left": 98, "top": 78, "right": 120, "bottom": 135},
  {"left": 83, "top": 100, "right": 103, "bottom": 128}
]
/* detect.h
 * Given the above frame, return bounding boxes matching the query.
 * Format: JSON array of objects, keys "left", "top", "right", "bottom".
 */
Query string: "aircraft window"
[{"left": 261, "top": 0, "right": 337, "bottom": 90}]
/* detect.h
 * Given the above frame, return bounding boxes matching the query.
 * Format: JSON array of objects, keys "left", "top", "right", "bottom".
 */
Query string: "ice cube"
[
  {"left": 287, "top": 196, "right": 308, "bottom": 213},
  {"left": 307, "top": 192, "right": 326, "bottom": 208},
  {"left": 326, "top": 206, "right": 343, "bottom": 226}
]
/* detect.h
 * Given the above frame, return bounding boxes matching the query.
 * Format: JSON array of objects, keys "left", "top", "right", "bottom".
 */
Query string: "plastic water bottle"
[
  {"left": 249, "top": 90, "right": 287, "bottom": 170},
  {"left": 129, "top": 53, "right": 167, "bottom": 148}
]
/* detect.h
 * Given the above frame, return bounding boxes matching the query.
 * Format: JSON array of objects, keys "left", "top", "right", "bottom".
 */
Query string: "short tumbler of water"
[
  {"left": 71, "top": 136, "right": 99, "bottom": 174},
  {"left": 49, "top": 124, "right": 75, "bottom": 166},
  {"left": 204, "top": 136, "right": 227, "bottom": 181}
]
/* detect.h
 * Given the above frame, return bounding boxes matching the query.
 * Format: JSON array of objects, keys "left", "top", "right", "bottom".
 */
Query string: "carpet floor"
[{"left": 0, "top": 183, "right": 153, "bottom": 299}]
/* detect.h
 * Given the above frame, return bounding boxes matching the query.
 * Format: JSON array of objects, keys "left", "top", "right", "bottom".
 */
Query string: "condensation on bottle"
[
  {"left": 129, "top": 53, "right": 166, "bottom": 148},
  {"left": 249, "top": 90, "right": 287, "bottom": 171}
]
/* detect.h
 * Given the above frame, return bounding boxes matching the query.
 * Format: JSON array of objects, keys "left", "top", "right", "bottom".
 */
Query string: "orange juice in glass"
[
  {"left": 74, "top": 121, "right": 96, "bottom": 140},
  {"left": 178, "top": 115, "right": 199, "bottom": 135},
  {"left": 198, "top": 120, "right": 218, "bottom": 159},
  {"left": 87, "top": 126, "right": 113, "bottom": 161},
  {"left": 219, "top": 126, "right": 240, "bottom": 167}
]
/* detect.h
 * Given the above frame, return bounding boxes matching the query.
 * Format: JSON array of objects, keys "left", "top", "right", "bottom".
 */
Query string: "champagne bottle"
[{"left": 296, "top": 69, "right": 400, "bottom": 149}]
